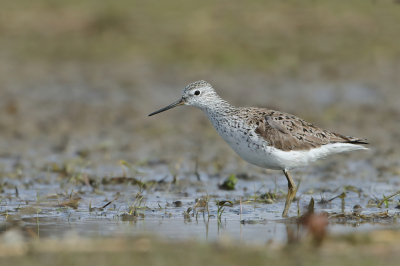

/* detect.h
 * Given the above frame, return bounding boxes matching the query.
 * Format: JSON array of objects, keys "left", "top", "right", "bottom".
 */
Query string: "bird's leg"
[{"left": 282, "top": 169, "right": 297, "bottom": 217}]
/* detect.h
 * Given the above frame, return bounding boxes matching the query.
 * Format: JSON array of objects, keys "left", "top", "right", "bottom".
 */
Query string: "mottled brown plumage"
[{"left": 248, "top": 109, "right": 368, "bottom": 151}]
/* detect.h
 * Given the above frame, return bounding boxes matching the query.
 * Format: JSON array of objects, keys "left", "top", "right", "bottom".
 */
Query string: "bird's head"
[{"left": 148, "top": 80, "right": 219, "bottom": 116}]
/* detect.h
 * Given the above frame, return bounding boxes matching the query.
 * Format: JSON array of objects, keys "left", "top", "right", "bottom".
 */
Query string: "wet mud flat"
[
  {"left": 0, "top": 148, "right": 399, "bottom": 244},
  {"left": 1, "top": 157, "right": 400, "bottom": 265}
]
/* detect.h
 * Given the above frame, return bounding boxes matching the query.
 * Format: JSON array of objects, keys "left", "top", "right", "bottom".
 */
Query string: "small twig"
[
  {"left": 255, "top": 184, "right": 265, "bottom": 194},
  {"left": 328, "top": 192, "right": 346, "bottom": 202},
  {"left": 377, "top": 190, "right": 400, "bottom": 207},
  {"left": 116, "top": 205, "right": 123, "bottom": 218},
  {"left": 240, "top": 197, "right": 243, "bottom": 221},
  {"left": 297, "top": 177, "right": 302, "bottom": 190},
  {"left": 102, "top": 197, "right": 120, "bottom": 209},
  {"left": 89, "top": 198, "right": 93, "bottom": 211},
  {"left": 69, "top": 179, "right": 76, "bottom": 200},
  {"left": 297, "top": 194, "right": 303, "bottom": 218},
  {"left": 194, "top": 156, "right": 201, "bottom": 182},
  {"left": 206, "top": 194, "right": 210, "bottom": 218}
]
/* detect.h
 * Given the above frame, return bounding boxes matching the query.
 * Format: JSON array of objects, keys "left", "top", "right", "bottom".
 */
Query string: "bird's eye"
[{"left": 194, "top": 90, "right": 200, "bottom": 96}]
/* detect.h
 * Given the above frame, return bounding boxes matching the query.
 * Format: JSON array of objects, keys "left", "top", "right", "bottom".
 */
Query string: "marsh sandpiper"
[{"left": 149, "top": 80, "right": 368, "bottom": 217}]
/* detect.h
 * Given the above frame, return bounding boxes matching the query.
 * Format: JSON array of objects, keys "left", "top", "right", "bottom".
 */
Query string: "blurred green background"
[
  {"left": 3, "top": 0, "right": 400, "bottom": 68},
  {"left": 0, "top": 0, "right": 399, "bottom": 164}
]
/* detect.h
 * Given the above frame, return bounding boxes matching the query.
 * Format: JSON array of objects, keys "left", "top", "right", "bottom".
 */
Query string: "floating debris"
[{"left": 55, "top": 197, "right": 81, "bottom": 209}]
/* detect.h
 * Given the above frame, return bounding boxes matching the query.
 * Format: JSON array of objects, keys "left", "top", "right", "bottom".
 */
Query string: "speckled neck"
[{"left": 201, "top": 96, "right": 235, "bottom": 119}]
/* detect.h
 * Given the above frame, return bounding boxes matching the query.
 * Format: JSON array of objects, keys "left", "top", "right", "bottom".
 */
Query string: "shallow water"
[{"left": 1, "top": 155, "right": 399, "bottom": 244}]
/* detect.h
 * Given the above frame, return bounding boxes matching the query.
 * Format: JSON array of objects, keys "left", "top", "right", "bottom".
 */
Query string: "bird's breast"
[{"left": 210, "top": 118, "right": 285, "bottom": 170}]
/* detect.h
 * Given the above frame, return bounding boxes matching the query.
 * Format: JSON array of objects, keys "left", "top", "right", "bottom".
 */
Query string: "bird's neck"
[{"left": 201, "top": 97, "right": 235, "bottom": 119}]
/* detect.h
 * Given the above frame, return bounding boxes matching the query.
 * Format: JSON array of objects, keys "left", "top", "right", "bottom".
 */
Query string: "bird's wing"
[{"left": 250, "top": 110, "right": 367, "bottom": 151}]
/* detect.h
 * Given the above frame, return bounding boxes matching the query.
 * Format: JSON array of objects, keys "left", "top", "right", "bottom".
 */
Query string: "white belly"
[
  {"left": 217, "top": 129, "right": 367, "bottom": 171},
  {"left": 217, "top": 128, "right": 284, "bottom": 170}
]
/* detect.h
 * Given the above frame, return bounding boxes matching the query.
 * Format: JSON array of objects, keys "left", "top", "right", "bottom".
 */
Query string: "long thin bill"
[{"left": 148, "top": 98, "right": 185, "bottom": 116}]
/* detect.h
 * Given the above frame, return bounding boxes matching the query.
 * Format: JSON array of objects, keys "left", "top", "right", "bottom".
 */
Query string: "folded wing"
[{"left": 253, "top": 111, "right": 368, "bottom": 151}]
